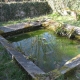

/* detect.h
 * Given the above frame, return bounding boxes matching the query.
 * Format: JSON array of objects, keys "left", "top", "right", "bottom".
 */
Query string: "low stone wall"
[
  {"left": 0, "top": 21, "right": 43, "bottom": 37},
  {"left": 42, "top": 20, "right": 80, "bottom": 40},
  {"left": 0, "top": 1, "right": 52, "bottom": 21}
]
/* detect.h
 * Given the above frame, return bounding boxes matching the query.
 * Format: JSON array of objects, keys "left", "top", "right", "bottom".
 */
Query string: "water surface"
[{"left": 7, "top": 29, "right": 80, "bottom": 72}]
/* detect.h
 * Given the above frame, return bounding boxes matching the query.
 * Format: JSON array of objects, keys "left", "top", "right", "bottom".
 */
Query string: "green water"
[{"left": 7, "top": 29, "right": 80, "bottom": 72}]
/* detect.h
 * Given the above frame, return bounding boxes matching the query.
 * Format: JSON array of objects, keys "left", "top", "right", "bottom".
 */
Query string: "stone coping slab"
[
  {"left": 0, "top": 21, "right": 43, "bottom": 38},
  {"left": 0, "top": 21, "right": 42, "bottom": 33}
]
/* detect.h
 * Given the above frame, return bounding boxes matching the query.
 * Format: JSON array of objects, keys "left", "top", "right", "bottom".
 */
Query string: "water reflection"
[{"left": 8, "top": 30, "right": 80, "bottom": 72}]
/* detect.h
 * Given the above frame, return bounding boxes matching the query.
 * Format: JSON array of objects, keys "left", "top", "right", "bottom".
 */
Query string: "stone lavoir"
[{"left": 0, "top": 20, "right": 80, "bottom": 80}]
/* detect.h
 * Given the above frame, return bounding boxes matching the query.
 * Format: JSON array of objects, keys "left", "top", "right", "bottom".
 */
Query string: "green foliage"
[{"left": 47, "top": 0, "right": 80, "bottom": 16}]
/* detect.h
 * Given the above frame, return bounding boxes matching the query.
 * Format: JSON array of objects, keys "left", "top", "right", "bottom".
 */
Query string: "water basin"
[{"left": 7, "top": 29, "right": 80, "bottom": 72}]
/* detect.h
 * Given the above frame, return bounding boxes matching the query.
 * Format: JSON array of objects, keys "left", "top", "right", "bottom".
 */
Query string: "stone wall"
[{"left": 0, "top": 1, "right": 52, "bottom": 21}]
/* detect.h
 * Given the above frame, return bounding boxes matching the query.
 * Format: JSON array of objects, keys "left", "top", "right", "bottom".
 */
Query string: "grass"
[
  {"left": 0, "top": 44, "right": 31, "bottom": 80},
  {"left": 0, "top": 13, "right": 80, "bottom": 27},
  {"left": 0, "top": 16, "right": 48, "bottom": 26},
  {"left": 48, "top": 13, "right": 80, "bottom": 27}
]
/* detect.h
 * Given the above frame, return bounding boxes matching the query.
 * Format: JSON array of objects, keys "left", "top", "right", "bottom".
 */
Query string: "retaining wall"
[{"left": 0, "top": 1, "right": 52, "bottom": 21}]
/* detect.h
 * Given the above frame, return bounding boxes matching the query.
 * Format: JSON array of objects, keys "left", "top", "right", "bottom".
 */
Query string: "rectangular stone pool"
[{"left": 6, "top": 29, "right": 80, "bottom": 73}]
